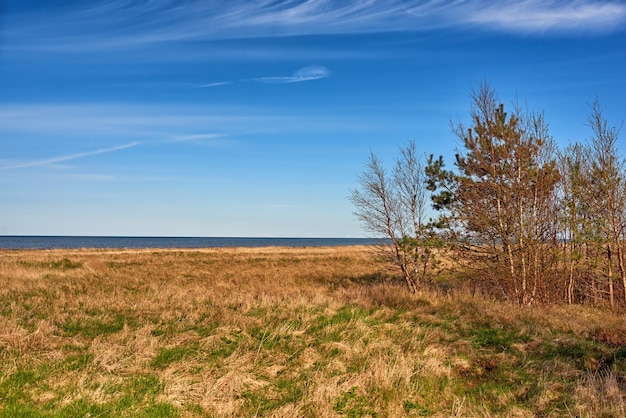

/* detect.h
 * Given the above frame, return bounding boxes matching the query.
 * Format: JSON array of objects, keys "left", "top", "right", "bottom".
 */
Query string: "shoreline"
[
  {"left": 0, "top": 244, "right": 377, "bottom": 255},
  {"left": 0, "top": 236, "right": 384, "bottom": 251}
]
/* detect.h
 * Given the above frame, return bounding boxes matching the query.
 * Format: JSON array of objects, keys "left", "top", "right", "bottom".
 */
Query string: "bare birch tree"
[{"left": 350, "top": 141, "right": 439, "bottom": 293}]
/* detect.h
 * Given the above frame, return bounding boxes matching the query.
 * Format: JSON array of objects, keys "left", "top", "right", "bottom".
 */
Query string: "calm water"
[{"left": 0, "top": 236, "right": 382, "bottom": 250}]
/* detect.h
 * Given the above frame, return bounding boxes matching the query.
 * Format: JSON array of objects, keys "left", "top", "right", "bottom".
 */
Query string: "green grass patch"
[
  {"left": 17, "top": 257, "right": 82, "bottom": 270},
  {"left": 61, "top": 352, "right": 94, "bottom": 372},
  {"left": 54, "top": 398, "right": 113, "bottom": 418},
  {"left": 471, "top": 326, "right": 530, "bottom": 351},
  {"left": 536, "top": 337, "right": 609, "bottom": 371},
  {"left": 210, "top": 334, "right": 240, "bottom": 361},
  {"left": 27, "top": 375, "right": 176, "bottom": 418},
  {"left": 0, "top": 370, "right": 39, "bottom": 402},
  {"left": 308, "top": 305, "right": 373, "bottom": 335},
  {"left": 150, "top": 345, "right": 198, "bottom": 369},
  {"left": 61, "top": 315, "right": 125, "bottom": 338},
  {"left": 125, "top": 374, "right": 165, "bottom": 399},
  {"left": 0, "top": 401, "right": 46, "bottom": 418},
  {"left": 151, "top": 315, "right": 219, "bottom": 338},
  {"left": 404, "top": 400, "right": 433, "bottom": 416},
  {"left": 334, "top": 386, "right": 378, "bottom": 417},
  {"left": 141, "top": 403, "right": 179, "bottom": 417}
]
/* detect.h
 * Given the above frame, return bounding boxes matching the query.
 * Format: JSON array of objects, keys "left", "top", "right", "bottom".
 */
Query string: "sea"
[{"left": 0, "top": 236, "right": 382, "bottom": 250}]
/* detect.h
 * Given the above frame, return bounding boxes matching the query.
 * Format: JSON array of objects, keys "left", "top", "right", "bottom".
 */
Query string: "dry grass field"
[{"left": 1, "top": 246, "right": 625, "bottom": 417}]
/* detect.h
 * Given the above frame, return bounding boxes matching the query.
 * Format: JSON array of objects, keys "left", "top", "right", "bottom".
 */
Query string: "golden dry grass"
[{"left": 0, "top": 246, "right": 625, "bottom": 417}]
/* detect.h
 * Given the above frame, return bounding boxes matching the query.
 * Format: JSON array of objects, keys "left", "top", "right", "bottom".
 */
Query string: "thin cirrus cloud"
[
  {"left": 169, "top": 133, "right": 235, "bottom": 147},
  {"left": 0, "top": 141, "right": 141, "bottom": 171},
  {"left": 196, "top": 81, "right": 233, "bottom": 88},
  {"left": 6, "top": 1, "right": 625, "bottom": 51},
  {"left": 251, "top": 66, "right": 331, "bottom": 84},
  {"left": 0, "top": 103, "right": 363, "bottom": 139},
  {"left": 464, "top": 0, "right": 626, "bottom": 32},
  {"left": 197, "top": 65, "right": 331, "bottom": 88}
]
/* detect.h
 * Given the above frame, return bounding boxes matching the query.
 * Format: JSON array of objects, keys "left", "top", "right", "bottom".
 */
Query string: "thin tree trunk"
[
  {"left": 519, "top": 188, "right": 527, "bottom": 304},
  {"left": 568, "top": 263, "right": 575, "bottom": 304},
  {"left": 607, "top": 244, "right": 615, "bottom": 308},
  {"left": 496, "top": 196, "right": 516, "bottom": 298}
]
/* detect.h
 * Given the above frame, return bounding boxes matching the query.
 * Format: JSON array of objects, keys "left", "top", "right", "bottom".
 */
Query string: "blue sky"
[{"left": 1, "top": 0, "right": 625, "bottom": 237}]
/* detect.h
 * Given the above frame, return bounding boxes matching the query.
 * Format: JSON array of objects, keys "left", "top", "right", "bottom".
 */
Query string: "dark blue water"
[{"left": 0, "top": 236, "right": 382, "bottom": 250}]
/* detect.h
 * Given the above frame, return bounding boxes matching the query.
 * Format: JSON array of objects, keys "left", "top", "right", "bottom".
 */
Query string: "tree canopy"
[{"left": 351, "top": 83, "right": 625, "bottom": 307}]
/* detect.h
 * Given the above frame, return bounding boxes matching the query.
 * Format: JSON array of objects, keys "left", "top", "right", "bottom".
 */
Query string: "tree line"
[{"left": 351, "top": 82, "right": 625, "bottom": 307}]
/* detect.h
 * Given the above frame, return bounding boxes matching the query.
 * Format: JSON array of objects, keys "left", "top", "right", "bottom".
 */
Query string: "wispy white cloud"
[
  {"left": 6, "top": 1, "right": 625, "bottom": 52},
  {"left": 55, "top": 173, "right": 118, "bottom": 182},
  {"left": 464, "top": 0, "right": 626, "bottom": 32},
  {"left": 0, "top": 103, "right": 376, "bottom": 149},
  {"left": 197, "top": 66, "right": 330, "bottom": 88},
  {"left": 171, "top": 133, "right": 225, "bottom": 142},
  {"left": 195, "top": 81, "right": 233, "bottom": 88},
  {"left": 0, "top": 141, "right": 141, "bottom": 170},
  {"left": 251, "top": 65, "right": 330, "bottom": 84}
]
